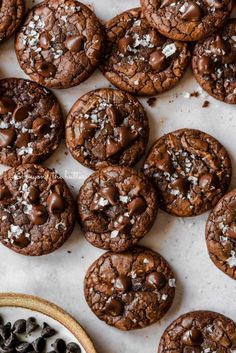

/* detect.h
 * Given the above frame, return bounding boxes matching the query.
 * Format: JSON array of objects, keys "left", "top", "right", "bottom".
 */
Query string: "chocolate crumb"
[
  {"left": 202, "top": 100, "right": 210, "bottom": 108},
  {"left": 147, "top": 97, "right": 157, "bottom": 107},
  {"left": 190, "top": 91, "right": 199, "bottom": 97}
]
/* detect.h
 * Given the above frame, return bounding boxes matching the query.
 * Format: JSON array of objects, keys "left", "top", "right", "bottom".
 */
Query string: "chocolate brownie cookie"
[
  {"left": 158, "top": 311, "right": 236, "bottom": 353},
  {"left": 77, "top": 166, "right": 158, "bottom": 252},
  {"left": 101, "top": 8, "right": 190, "bottom": 96},
  {"left": 84, "top": 246, "right": 176, "bottom": 330},
  {"left": 0, "top": 0, "right": 24, "bottom": 42},
  {"left": 143, "top": 129, "right": 231, "bottom": 217},
  {"left": 66, "top": 88, "right": 149, "bottom": 170},
  {"left": 0, "top": 78, "right": 63, "bottom": 167},
  {"left": 15, "top": 0, "right": 104, "bottom": 89},
  {"left": 141, "top": 0, "right": 233, "bottom": 42},
  {"left": 192, "top": 20, "right": 236, "bottom": 104},
  {"left": 0, "top": 164, "right": 75, "bottom": 256},
  {"left": 205, "top": 189, "right": 236, "bottom": 280}
]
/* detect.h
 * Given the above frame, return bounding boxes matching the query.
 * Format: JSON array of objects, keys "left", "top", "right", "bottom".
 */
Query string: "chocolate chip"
[
  {"left": 100, "top": 186, "right": 119, "bottom": 205},
  {"left": 155, "top": 153, "right": 174, "bottom": 173},
  {"left": 47, "top": 193, "right": 66, "bottom": 214},
  {"left": 64, "top": 35, "right": 84, "bottom": 52},
  {"left": 79, "top": 120, "right": 97, "bottom": 139},
  {"left": 66, "top": 343, "right": 81, "bottom": 353},
  {"left": 15, "top": 133, "right": 30, "bottom": 148},
  {"left": 0, "top": 184, "right": 11, "bottom": 200},
  {"left": 146, "top": 272, "right": 166, "bottom": 289},
  {"left": 118, "top": 36, "right": 133, "bottom": 55},
  {"left": 197, "top": 56, "right": 213, "bottom": 75},
  {"left": 182, "top": 329, "right": 203, "bottom": 346},
  {"left": 16, "top": 342, "right": 32, "bottom": 353},
  {"left": 106, "top": 138, "right": 122, "bottom": 157},
  {"left": 52, "top": 182, "right": 64, "bottom": 196},
  {"left": 39, "top": 31, "right": 52, "bottom": 49},
  {"left": 26, "top": 317, "right": 38, "bottom": 334},
  {"left": 51, "top": 339, "right": 66, "bottom": 353},
  {"left": 4, "top": 333, "right": 17, "bottom": 348},
  {"left": 205, "top": 0, "right": 224, "bottom": 8},
  {"left": 149, "top": 50, "right": 168, "bottom": 72},
  {"left": 199, "top": 173, "right": 219, "bottom": 190},
  {"left": 0, "top": 128, "right": 16, "bottom": 148},
  {"left": 35, "top": 61, "right": 57, "bottom": 78},
  {"left": 118, "top": 126, "right": 138, "bottom": 148},
  {"left": 0, "top": 347, "right": 14, "bottom": 353},
  {"left": 226, "top": 223, "right": 236, "bottom": 239},
  {"left": 27, "top": 186, "right": 40, "bottom": 204},
  {"left": 113, "top": 215, "right": 130, "bottom": 231},
  {"left": 114, "top": 275, "right": 132, "bottom": 293},
  {"left": 29, "top": 205, "right": 48, "bottom": 225},
  {"left": 105, "top": 299, "right": 124, "bottom": 317},
  {"left": 211, "top": 35, "right": 230, "bottom": 55},
  {"left": 0, "top": 97, "right": 16, "bottom": 114},
  {"left": 41, "top": 322, "right": 56, "bottom": 338},
  {"left": 170, "top": 178, "right": 189, "bottom": 194},
  {"left": 180, "top": 2, "right": 203, "bottom": 21},
  {"left": 127, "top": 197, "right": 146, "bottom": 216},
  {"left": 13, "top": 105, "right": 31, "bottom": 122},
  {"left": 183, "top": 347, "right": 201, "bottom": 353},
  {"left": 160, "top": 0, "right": 176, "bottom": 8},
  {"left": 149, "top": 30, "right": 166, "bottom": 47},
  {"left": 12, "top": 234, "right": 30, "bottom": 248},
  {"left": 32, "top": 117, "right": 50, "bottom": 135},
  {"left": 13, "top": 319, "right": 26, "bottom": 334},
  {"left": 32, "top": 337, "right": 45, "bottom": 352},
  {"left": 0, "top": 323, "right": 11, "bottom": 340},
  {"left": 106, "top": 106, "right": 122, "bottom": 127}
]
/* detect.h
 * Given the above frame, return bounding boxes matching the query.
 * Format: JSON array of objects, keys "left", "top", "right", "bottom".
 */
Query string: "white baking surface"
[{"left": 0, "top": 1, "right": 236, "bottom": 353}]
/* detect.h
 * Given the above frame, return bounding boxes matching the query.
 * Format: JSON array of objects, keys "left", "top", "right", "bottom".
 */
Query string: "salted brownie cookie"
[
  {"left": 205, "top": 189, "right": 236, "bottom": 280},
  {"left": 192, "top": 20, "right": 236, "bottom": 104},
  {"left": 77, "top": 166, "right": 158, "bottom": 252},
  {"left": 141, "top": 0, "right": 233, "bottom": 42},
  {"left": 0, "top": 0, "right": 24, "bottom": 42},
  {"left": 143, "top": 129, "right": 231, "bottom": 217},
  {"left": 158, "top": 311, "right": 236, "bottom": 353},
  {"left": 0, "top": 78, "right": 63, "bottom": 167},
  {"left": 15, "top": 0, "right": 104, "bottom": 89},
  {"left": 66, "top": 88, "right": 149, "bottom": 170},
  {"left": 84, "top": 246, "right": 176, "bottom": 330},
  {"left": 0, "top": 164, "right": 75, "bottom": 256},
  {"left": 101, "top": 8, "right": 190, "bottom": 96}
]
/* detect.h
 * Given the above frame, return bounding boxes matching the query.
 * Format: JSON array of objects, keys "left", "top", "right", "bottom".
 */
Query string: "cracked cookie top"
[
  {"left": 141, "top": 0, "right": 233, "bottom": 41},
  {"left": 101, "top": 8, "right": 190, "bottom": 96},
  {"left": 0, "top": 0, "right": 24, "bottom": 42},
  {"left": 77, "top": 166, "right": 158, "bottom": 252},
  {"left": 15, "top": 0, "right": 104, "bottom": 89},
  {"left": 0, "top": 164, "right": 75, "bottom": 256},
  {"left": 84, "top": 246, "right": 176, "bottom": 330},
  {"left": 192, "top": 20, "right": 236, "bottom": 104},
  {"left": 65, "top": 88, "right": 149, "bottom": 170},
  {"left": 143, "top": 129, "right": 231, "bottom": 217},
  {"left": 206, "top": 188, "right": 236, "bottom": 280}
]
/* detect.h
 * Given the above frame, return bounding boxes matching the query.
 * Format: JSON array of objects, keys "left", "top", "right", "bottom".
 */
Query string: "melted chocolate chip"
[
  {"left": 26, "top": 317, "right": 38, "bottom": 334},
  {"left": 105, "top": 299, "right": 124, "bottom": 317},
  {"left": 149, "top": 50, "right": 168, "bottom": 72},
  {"left": 27, "top": 186, "right": 40, "bottom": 204},
  {"left": 12, "top": 234, "right": 30, "bottom": 248},
  {"left": 0, "top": 97, "right": 16, "bottom": 114},
  {"left": 32, "top": 337, "right": 45, "bottom": 352},
  {"left": 118, "top": 126, "right": 138, "bottom": 148},
  {"left": 15, "top": 133, "right": 30, "bottom": 148},
  {"left": 205, "top": 0, "right": 224, "bottom": 8},
  {"left": 32, "top": 117, "right": 50, "bottom": 135},
  {"left": 197, "top": 56, "right": 213, "bottom": 75},
  {"left": 0, "top": 184, "right": 11, "bottom": 200},
  {"left": 118, "top": 36, "right": 133, "bottom": 55},
  {"left": 66, "top": 343, "right": 81, "bottom": 353},
  {"left": 64, "top": 35, "right": 84, "bottom": 52},
  {"left": 199, "top": 173, "right": 219, "bottom": 190},
  {"left": 182, "top": 329, "right": 203, "bottom": 346},
  {"left": 211, "top": 35, "right": 230, "bottom": 55},
  {"left": 41, "top": 323, "right": 56, "bottom": 338},
  {"left": 170, "top": 178, "right": 189, "bottom": 194},
  {"left": 114, "top": 275, "right": 132, "bottom": 293},
  {"left": 106, "top": 138, "right": 122, "bottom": 157},
  {"left": 47, "top": 193, "right": 66, "bottom": 214},
  {"left": 106, "top": 106, "right": 122, "bottom": 127},
  {"left": 13, "top": 105, "right": 31, "bottom": 122},
  {"left": 35, "top": 61, "right": 57, "bottom": 78},
  {"left": 79, "top": 120, "right": 97, "bottom": 139},
  {"left": 127, "top": 197, "right": 146, "bottom": 216},
  {"left": 146, "top": 272, "right": 166, "bottom": 289},
  {"left": 39, "top": 32, "right": 52, "bottom": 49},
  {"left": 181, "top": 2, "right": 203, "bottom": 21},
  {"left": 149, "top": 30, "right": 166, "bottom": 47},
  {"left": 160, "top": 0, "right": 176, "bottom": 8},
  {"left": 155, "top": 153, "right": 174, "bottom": 173},
  {"left": 13, "top": 320, "right": 26, "bottom": 334},
  {"left": 29, "top": 205, "right": 48, "bottom": 225},
  {"left": 226, "top": 223, "right": 236, "bottom": 239},
  {"left": 0, "top": 128, "right": 16, "bottom": 148},
  {"left": 100, "top": 186, "right": 119, "bottom": 205}
]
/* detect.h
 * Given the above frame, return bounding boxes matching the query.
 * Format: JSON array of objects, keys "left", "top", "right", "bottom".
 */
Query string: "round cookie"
[
  {"left": 77, "top": 166, "right": 158, "bottom": 252},
  {"left": 15, "top": 0, "right": 104, "bottom": 89},
  {"left": 0, "top": 78, "right": 63, "bottom": 167},
  {"left": 0, "top": 164, "right": 75, "bottom": 256},
  {"left": 143, "top": 129, "right": 231, "bottom": 217},
  {"left": 66, "top": 88, "right": 149, "bottom": 170},
  {"left": 192, "top": 20, "right": 236, "bottom": 104},
  {"left": 101, "top": 8, "right": 190, "bottom": 96},
  {"left": 84, "top": 246, "right": 176, "bottom": 330},
  {"left": 206, "top": 189, "right": 236, "bottom": 280},
  {"left": 141, "top": 0, "right": 234, "bottom": 42},
  {"left": 0, "top": 0, "right": 24, "bottom": 42},
  {"left": 158, "top": 311, "right": 236, "bottom": 353}
]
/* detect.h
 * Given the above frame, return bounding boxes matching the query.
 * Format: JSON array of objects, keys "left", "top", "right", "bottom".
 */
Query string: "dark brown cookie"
[
  {"left": 141, "top": 0, "right": 233, "bottom": 42},
  {"left": 0, "top": 164, "right": 75, "bottom": 256},
  {"left": 65, "top": 88, "right": 149, "bottom": 170},
  {"left": 0, "top": 78, "right": 63, "bottom": 167},
  {"left": 158, "top": 311, "right": 236, "bottom": 353},
  {"left": 192, "top": 20, "right": 236, "bottom": 104},
  {"left": 84, "top": 246, "right": 176, "bottom": 330},
  {"left": 15, "top": 0, "right": 104, "bottom": 89},
  {"left": 0, "top": 0, "right": 24, "bottom": 42},
  {"left": 101, "top": 8, "right": 190, "bottom": 96},
  {"left": 206, "top": 188, "right": 236, "bottom": 280},
  {"left": 77, "top": 166, "right": 158, "bottom": 252},
  {"left": 143, "top": 129, "right": 231, "bottom": 217}
]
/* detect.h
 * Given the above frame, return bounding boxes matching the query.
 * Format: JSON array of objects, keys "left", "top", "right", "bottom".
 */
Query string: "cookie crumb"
[
  {"left": 67, "top": 250, "right": 71, "bottom": 254},
  {"left": 202, "top": 100, "right": 210, "bottom": 108},
  {"left": 147, "top": 97, "right": 157, "bottom": 107},
  {"left": 190, "top": 91, "right": 199, "bottom": 97}
]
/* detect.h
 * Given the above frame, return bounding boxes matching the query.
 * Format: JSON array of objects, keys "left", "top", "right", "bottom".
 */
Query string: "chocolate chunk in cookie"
[
  {"left": 101, "top": 8, "right": 190, "bottom": 96},
  {"left": 192, "top": 20, "right": 236, "bottom": 104},
  {"left": 77, "top": 166, "right": 158, "bottom": 252},
  {"left": 15, "top": 0, "right": 104, "bottom": 89},
  {"left": 0, "top": 0, "right": 24, "bottom": 42},
  {"left": 158, "top": 311, "right": 236, "bottom": 353},
  {"left": 0, "top": 78, "right": 63, "bottom": 167},
  {"left": 0, "top": 164, "right": 75, "bottom": 256},
  {"left": 84, "top": 246, "right": 176, "bottom": 330},
  {"left": 143, "top": 129, "right": 231, "bottom": 217},
  {"left": 205, "top": 188, "right": 236, "bottom": 280},
  {"left": 66, "top": 88, "right": 149, "bottom": 170},
  {"left": 141, "top": 0, "right": 233, "bottom": 41}
]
